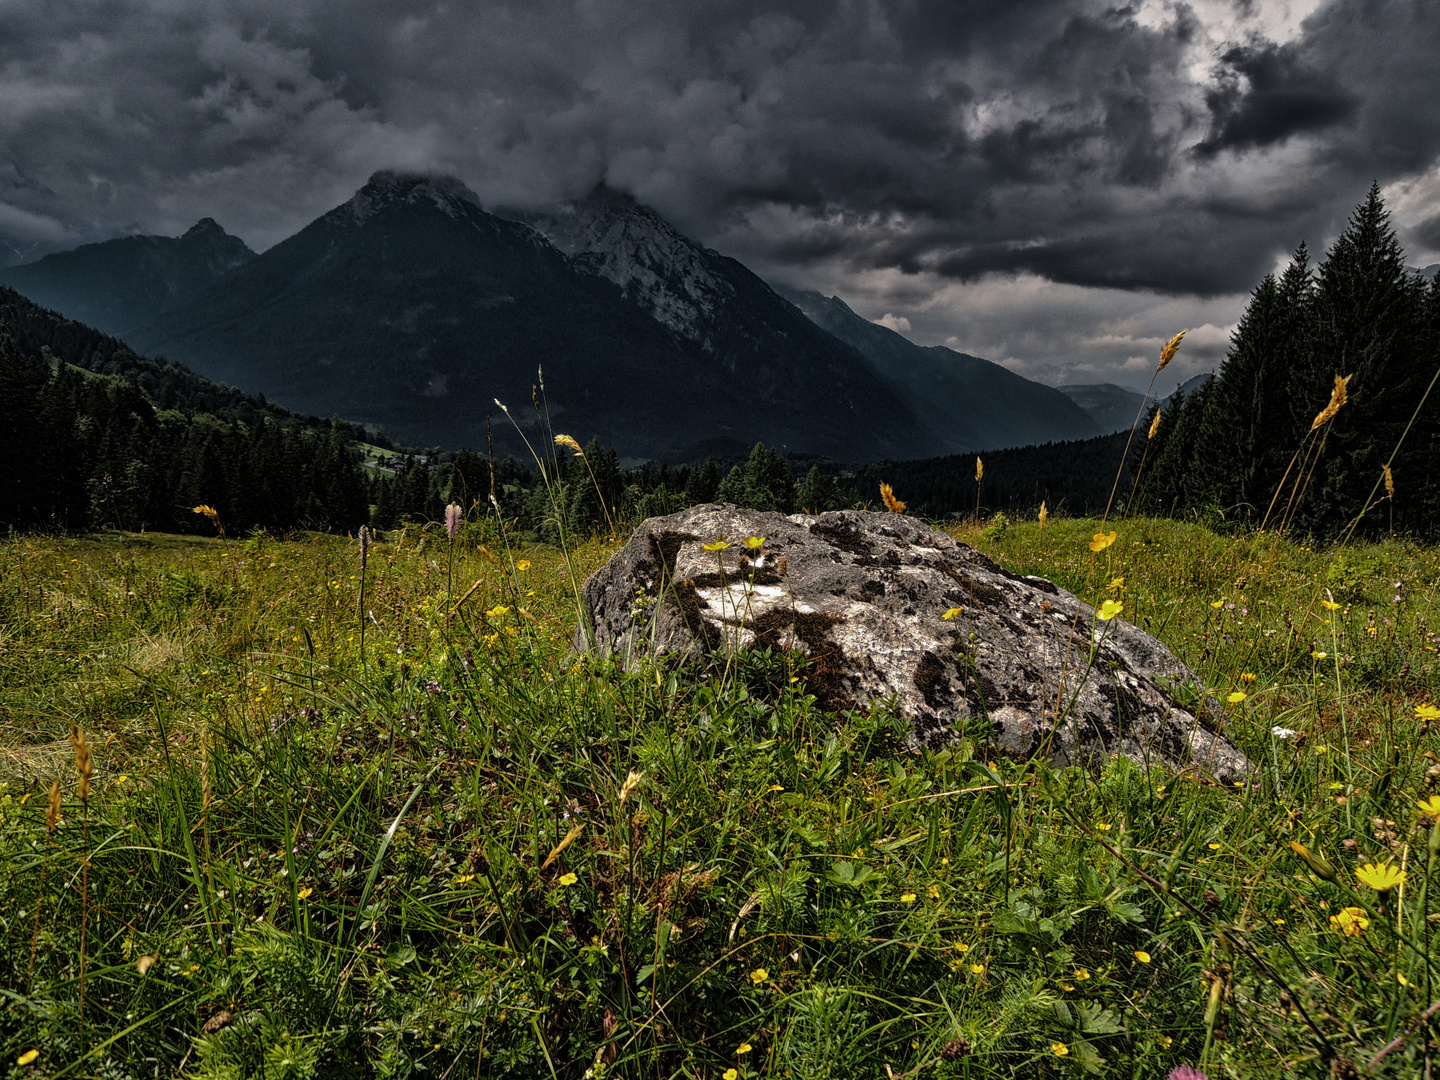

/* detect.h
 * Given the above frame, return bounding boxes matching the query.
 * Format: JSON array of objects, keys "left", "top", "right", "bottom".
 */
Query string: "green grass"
[{"left": 3, "top": 515, "right": 1440, "bottom": 1078}]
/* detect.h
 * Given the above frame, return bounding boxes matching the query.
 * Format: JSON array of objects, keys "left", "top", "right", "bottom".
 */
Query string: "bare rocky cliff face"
[{"left": 577, "top": 505, "right": 1254, "bottom": 784}]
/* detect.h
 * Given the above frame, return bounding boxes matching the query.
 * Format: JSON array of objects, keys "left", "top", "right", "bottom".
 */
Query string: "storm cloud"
[{"left": 1, "top": 0, "right": 1438, "bottom": 392}]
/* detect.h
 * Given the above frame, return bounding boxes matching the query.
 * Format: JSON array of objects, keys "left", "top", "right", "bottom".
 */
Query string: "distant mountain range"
[
  {"left": 0, "top": 172, "right": 1127, "bottom": 461},
  {"left": 1055, "top": 383, "right": 1148, "bottom": 434},
  {"left": 781, "top": 288, "right": 1102, "bottom": 448}
]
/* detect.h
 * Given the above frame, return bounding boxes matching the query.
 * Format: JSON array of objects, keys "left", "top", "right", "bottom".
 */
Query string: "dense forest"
[
  {"left": 0, "top": 341, "right": 370, "bottom": 534},
  {"left": 1130, "top": 186, "right": 1440, "bottom": 540}
]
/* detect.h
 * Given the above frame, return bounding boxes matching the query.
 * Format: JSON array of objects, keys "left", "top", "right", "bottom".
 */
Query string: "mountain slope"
[
  {"left": 0, "top": 219, "right": 254, "bottom": 337},
  {"left": 780, "top": 288, "right": 1102, "bottom": 452},
  {"left": 126, "top": 173, "right": 934, "bottom": 460},
  {"left": 1056, "top": 383, "right": 1148, "bottom": 433},
  {"left": 0, "top": 285, "right": 381, "bottom": 442}
]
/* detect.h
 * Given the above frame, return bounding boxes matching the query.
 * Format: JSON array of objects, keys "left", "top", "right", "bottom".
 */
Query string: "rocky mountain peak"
[
  {"left": 523, "top": 183, "right": 735, "bottom": 344},
  {"left": 339, "top": 171, "right": 483, "bottom": 227}
]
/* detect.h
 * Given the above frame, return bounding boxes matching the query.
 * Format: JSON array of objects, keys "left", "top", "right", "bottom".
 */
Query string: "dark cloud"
[
  {"left": 0, "top": 0, "right": 1438, "bottom": 373},
  {"left": 1411, "top": 212, "right": 1440, "bottom": 253},
  {"left": 1195, "top": 40, "right": 1358, "bottom": 157}
]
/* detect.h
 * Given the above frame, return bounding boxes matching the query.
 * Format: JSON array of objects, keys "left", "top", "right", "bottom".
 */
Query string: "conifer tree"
[{"left": 1292, "top": 186, "right": 1428, "bottom": 537}]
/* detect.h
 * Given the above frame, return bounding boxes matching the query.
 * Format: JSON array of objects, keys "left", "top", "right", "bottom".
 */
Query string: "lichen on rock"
[{"left": 576, "top": 504, "right": 1253, "bottom": 784}]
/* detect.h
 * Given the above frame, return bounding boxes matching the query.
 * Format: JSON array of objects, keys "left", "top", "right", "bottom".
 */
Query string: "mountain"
[
  {"left": 0, "top": 285, "right": 382, "bottom": 443},
  {"left": 779, "top": 288, "right": 1102, "bottom": 452},
  {"left": 0, "top": 219, "right": 254, "bottom": 337},
  {"left": 1056, "top": 383, "right": 1148, "bottom": 433},
  {"left": 120, "top": 173, "right": 934, "bottom": 461}
]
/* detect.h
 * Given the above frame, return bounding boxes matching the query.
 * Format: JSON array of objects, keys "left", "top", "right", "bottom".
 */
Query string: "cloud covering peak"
[{"left": 1, "top": 0, "right": 1437, "bottom": 391}]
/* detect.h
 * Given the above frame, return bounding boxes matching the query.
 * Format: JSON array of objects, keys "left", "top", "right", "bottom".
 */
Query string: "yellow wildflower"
[
  {"left": 1329, "top": 906, "right": 1370, "bottom": 937},
  {"left": 1089, "top": 531, "right": 1116, "bottom": 553},
  {"left": 1356, "top": 862, "right": 1406, "bottom": 892}
]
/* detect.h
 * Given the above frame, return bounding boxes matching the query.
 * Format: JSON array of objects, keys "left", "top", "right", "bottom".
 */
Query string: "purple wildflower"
[
  {"left": 1168, "top": 1068, "right": 1209, "bottom": 1080},
  {"left": 445, "top": 503, "right": 463, "bottom": 542}
]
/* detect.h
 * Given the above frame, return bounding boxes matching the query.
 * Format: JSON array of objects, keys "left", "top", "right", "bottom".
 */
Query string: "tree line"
[
  {"left": 1130, "top": 186, "right": 1440, "bottom": 540},
  {"left": 0, "top": 340, "right": 369, "bottom": 534}
]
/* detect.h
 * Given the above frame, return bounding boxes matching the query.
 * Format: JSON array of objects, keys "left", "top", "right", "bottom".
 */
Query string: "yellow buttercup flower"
[
  {"left": 1321, "top": 600, "right": 1342, "bottom": 611},
  {"left": 17, "top": 1051, "right": 40, "bottom": 1066},
  {"left": 1240, "top": 672, "right": 1257, "bottom": 683},
  {"left": 558, "top": 872, "right": 578, "bottom": 886},
  {"left": 515, "top": 559, "right": 531, "bottom": 571},
  {"left": 742, "top": 535, "right": 765, "bottom": 550},
  {"left": 1356, "top": 862, "right": 1406, "bottom": 892},
  {"left": 1089, "top": 531, "right": 1116, "bottom": 553},
  {"left": 1097, "top": 599, "right": 1123, "bottom": 621},
  {"left": 1227, "top": 691, "right": 1247, "bottom": 704},
  {"left": 723, "top": 1070, "right": 738, "bottom": 1080},
  {"left": 900, "top": 892, "right": 917, "bottom": 903},
  {"left": 942, "top": 607, "right": 963, "bottom": 620},
  {"left": 483, "top": 605, "right": 510, "bottom": 619},
  {"left": 1134, "top": 950, "right": 1151, "bottom": 963},
  {"left": 1052, "top": 1043, "right": 1070, "bottom": 1057},
  {"left": 703, "top": 539, "right": 731, "bottom": 552},
  {"left": 1416, "top": 796, "right": 1440, "bottom": 817},
  {"left": 1415, "top": 704, "right": 1440, "bottom": 722},
  {"left": 749, "top": 967, "right": 769, "bottom": 984},
  {"left": 1330, "top": 906, "right": 1370, "bottom": 937},
  {"left": 1107, "top": 576, "right": 1125, "bottom": 590},
  {"left": 970, "top": 963, "right": 985, "bottom": 974},
  {"left": 737, "top": 1043, "right": 753, "bottom": 1054}
]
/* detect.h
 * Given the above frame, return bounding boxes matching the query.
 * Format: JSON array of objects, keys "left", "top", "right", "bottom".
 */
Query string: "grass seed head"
[
  {"left": 975, "top": 457, "right": 983, "bottom": 482},
  {"left": 1384, "top": 464, "right": 1395, "bottom": 499},
  {"left": 880, "top": 482, "right": 906, "bottom": 514},
  {"left": 1310, "top": 373, "right": 1352, "bottom": 430},
  {"left": 46, "top": 778, "right": 61, "bottom": 836},
  {"left": 619, "top": 769, "right": 644, "bottom": 804},
  {"left": 1038, "top": 501, "right": 1047, "bottom": 527},
  {"left": 555, "top": 434, "right": 584, "bottom": 456},
  {"left": 1157, "top": 330, "right": 1187, "bottom": 371},
  {"left": 69, "top": 723, "right": 92, "bottom": 804},
  {"left": 1148, "top": 409, "right": 1163, "bottom": 439}
]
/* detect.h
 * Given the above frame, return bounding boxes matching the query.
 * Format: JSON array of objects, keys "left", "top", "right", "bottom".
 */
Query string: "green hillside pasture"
[{"left": 2, "top": 518, "right": 1439, "bottom": 1078}]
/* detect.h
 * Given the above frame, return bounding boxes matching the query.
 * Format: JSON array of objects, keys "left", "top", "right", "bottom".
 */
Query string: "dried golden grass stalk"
[
  {"left": 1157, "top": 330, "right": 1187, "bottom": 371},
  {"left": 1310, "top": 373, "right": 1352, "bottom": 430},
  {"left": 555, "top": 434, "right": 584, "bottom": 455},
  {"left": 69, "top": 723, "right": 92, "bottom": 804},
  {"left": 1148, "top": 409, "right": 1163, "bottom": 439},
  {"left": 541, "top": 822, "right": 585, "bottom": 870},
  {"left": 1038, "top": 502, "right": 1048, "bottom": 528},
  {"left": 618, "top": 769, "right": 645, "bottom": 804},
  {"left": 975, "top": 457, "right": 984, "bottom": 482},
  {"left": 46, "top": 779, "right": 60, "bottom": 836},
  {"left": 880, "top": 482, "right": 906, "bottom": 514},
  {"left": 1384, "top": 465, "right": 1395, "bottom": 499}
]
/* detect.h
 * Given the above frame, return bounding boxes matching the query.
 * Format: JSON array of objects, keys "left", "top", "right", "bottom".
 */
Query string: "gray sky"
[{"left": 3, "top": 0, "right": 1437, "bottom": 394}]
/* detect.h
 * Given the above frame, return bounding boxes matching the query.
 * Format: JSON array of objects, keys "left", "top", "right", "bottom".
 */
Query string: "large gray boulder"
[{"left": 576, "top": 505, "right": 1253, "bottom": 783}]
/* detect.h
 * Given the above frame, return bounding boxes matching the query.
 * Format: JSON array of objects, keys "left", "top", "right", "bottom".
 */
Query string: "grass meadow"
[{"left": 3, "top": 512, "right": 1440, "bottom": 1079}]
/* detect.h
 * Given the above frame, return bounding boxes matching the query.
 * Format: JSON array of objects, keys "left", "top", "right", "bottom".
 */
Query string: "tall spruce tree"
[{"left": 1291, "top": 186, "right": 1430, "bottom": 538}]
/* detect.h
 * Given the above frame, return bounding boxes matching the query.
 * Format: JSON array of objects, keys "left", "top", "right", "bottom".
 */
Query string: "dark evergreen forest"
[
  {"left": 0, "top": 341, "right": 370, "bottom": 534},
  {"left": 1130, "top": 186, "right": 1440, "bottom": 540}
]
